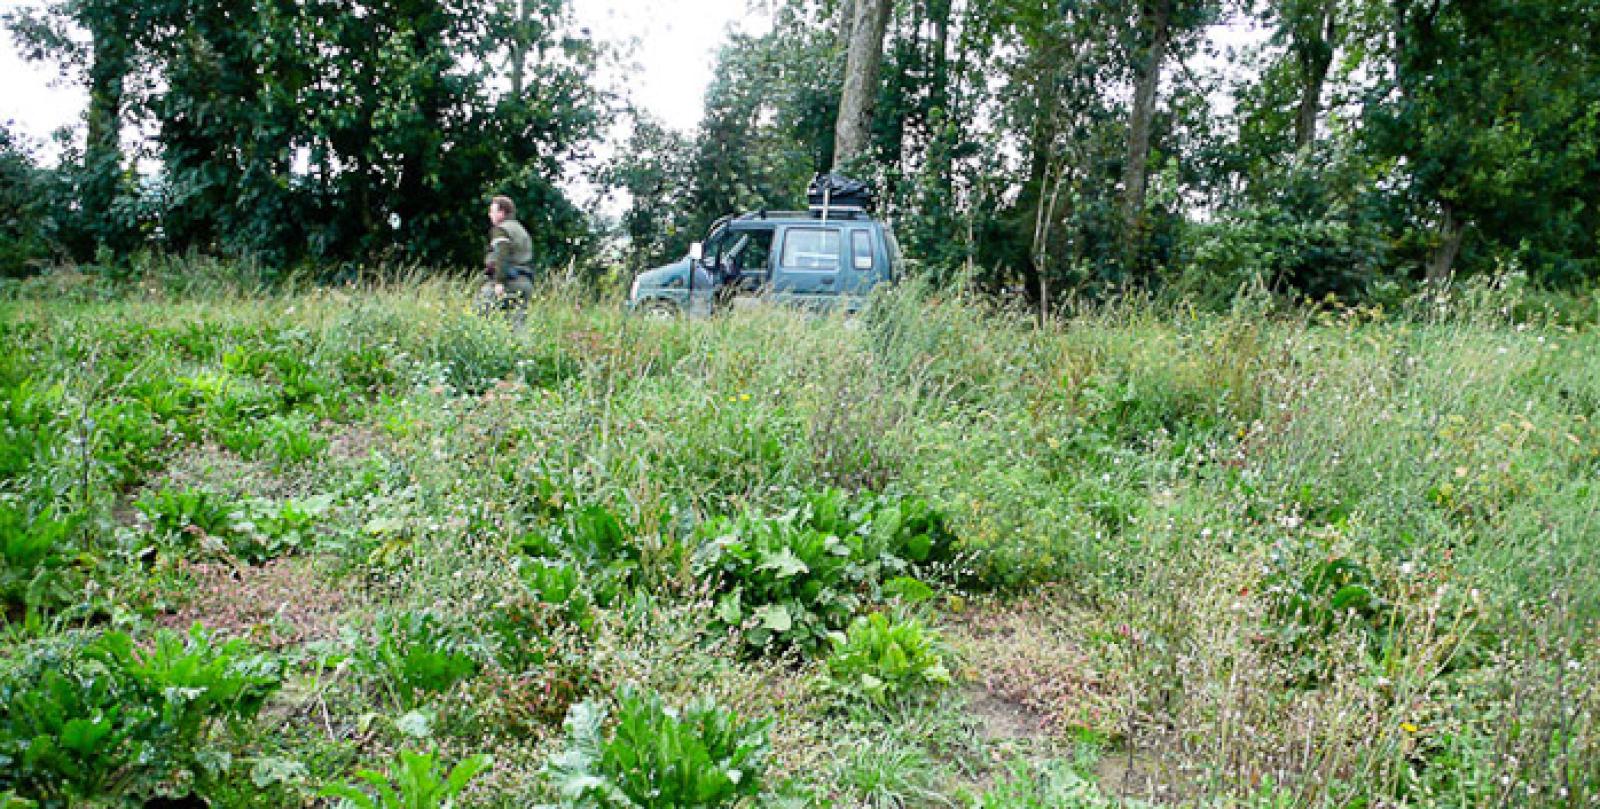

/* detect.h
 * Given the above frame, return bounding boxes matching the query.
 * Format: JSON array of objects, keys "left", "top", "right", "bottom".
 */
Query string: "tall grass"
[{"left": 0, "top": 267, "right": 1595, "bottom": 805}]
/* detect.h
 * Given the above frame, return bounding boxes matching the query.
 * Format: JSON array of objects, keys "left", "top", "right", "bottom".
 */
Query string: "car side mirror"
[{"left": 689, "top": 242, "right": 704, "bottom": 262}]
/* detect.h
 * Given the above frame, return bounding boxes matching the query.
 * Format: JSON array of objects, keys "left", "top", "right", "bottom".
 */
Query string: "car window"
[
  {"left": 850, "top": 230, "right": 873, "bottom": 271},
  {"left": 732, "top": 228, "right": 775, "bottom": 274},
  {"left": 780, "top": 228, "right": 841, "bottom": 271}
]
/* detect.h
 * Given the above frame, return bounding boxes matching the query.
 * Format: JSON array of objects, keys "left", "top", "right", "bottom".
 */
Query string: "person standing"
[{"left": 479, "top": 195, "right": 535, "bottom": 324}]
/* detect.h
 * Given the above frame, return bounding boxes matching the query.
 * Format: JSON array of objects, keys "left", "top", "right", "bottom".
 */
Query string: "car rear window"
[
  {"left": 851, "top": 230, "right": 874, "bottom": 270},
  {"left": 780, "top": 228, "right": 841, "bottom": 270}
]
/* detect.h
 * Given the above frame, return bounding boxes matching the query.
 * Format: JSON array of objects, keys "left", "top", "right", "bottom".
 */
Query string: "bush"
[{"left": 544, "top": 687, "right": 770, "bottom": 808}]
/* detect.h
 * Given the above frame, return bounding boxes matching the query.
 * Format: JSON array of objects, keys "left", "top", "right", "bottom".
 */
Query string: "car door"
[
  {"left": 772, "top": 225, "right": 845, "bottom": 297},
  {"left": 837, "top": 226, "right": 881, "bottom": 295}
]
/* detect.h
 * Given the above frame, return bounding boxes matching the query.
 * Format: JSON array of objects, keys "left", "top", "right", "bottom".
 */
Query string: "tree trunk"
[
  {"left": 833, "top": 0, "right": 892, "bottom": 169},
  {"left": 926, "top": 0, "right": 953, "bottom": 195},
  {"left": 1120, "top": 0, "right": 1172, "bottom": 258},
  {"left": 837, "top": 0, "right": 857, "bottom": 52},
  {"left": 1426, "top": 201, "right": 1465, "bottom": 282},
  {"left": 84, "top": 8, "right": 129, "bottom": 252},
  {"left": 510, "top": 0, "right": 527, "bottom": 97},
  {"left": 1292, "top": 0, "right": 1336, "bottom": 151},
  {"left": 1020, "top": 71, "right": 1058, "bottom": 305}
]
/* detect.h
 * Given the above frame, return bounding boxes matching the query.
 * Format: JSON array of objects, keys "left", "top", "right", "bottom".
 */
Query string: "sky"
[{"left": 0, "top": 0, "right": 773, "bottom": 159}]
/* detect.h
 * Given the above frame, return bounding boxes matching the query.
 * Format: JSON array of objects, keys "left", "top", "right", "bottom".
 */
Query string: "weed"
[
  {"left": 0, "top": 626, "right": 281, "bottom": 804},
  {"left": 365, "top": 611, "right": 481, "bottom": 711},
  {"left": 824, "top": 612, "right": 954, "bottom": 708},
  {"left": 321, "top": 749, "right": 492, "bottom": 809},
  {"left": 544, "top": 687, "right": 770, "bottom": 808}
]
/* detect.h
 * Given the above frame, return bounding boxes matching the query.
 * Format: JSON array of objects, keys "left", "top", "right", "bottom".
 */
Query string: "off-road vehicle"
[{"left": 627, "top": 175, "right": 902, "bottom": 315}]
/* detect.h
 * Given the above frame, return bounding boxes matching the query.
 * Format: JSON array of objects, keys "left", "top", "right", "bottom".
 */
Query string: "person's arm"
[{"left": 489, "top": 225, "right": 520, "bottom": 282}]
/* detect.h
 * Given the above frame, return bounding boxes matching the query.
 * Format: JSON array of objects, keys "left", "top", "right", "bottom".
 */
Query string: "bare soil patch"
[
  {"left": 157, "top": 556, "right": 351, "bottom": 649},
  {"left": 948, "top": 596, "right": 1119, "bottom": 739}
]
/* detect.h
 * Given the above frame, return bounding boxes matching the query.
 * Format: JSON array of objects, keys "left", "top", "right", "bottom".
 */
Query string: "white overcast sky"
[{"left": 0, "top": 0, "right": 773, "bottom": 157}]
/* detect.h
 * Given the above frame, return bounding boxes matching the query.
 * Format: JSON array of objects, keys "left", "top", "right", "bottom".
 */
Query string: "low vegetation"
[{"left": 0, "top": 271, "right": 1596, "bottom": 807}]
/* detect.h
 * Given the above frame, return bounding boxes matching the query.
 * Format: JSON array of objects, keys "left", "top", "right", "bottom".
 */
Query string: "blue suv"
[{"left": 626, "top": 207, "right": 904, "bottom": 316}]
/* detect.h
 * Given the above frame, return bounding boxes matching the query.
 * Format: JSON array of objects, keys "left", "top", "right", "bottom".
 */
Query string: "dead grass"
[{"left": 157, "top": 556, "right": 352, "bottom": 649}]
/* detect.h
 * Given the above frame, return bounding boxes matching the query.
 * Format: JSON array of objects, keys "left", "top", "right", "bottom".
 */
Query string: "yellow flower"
[
  {"left": 1401, "top": 722, "right": 1419, "bottom": 734},
  {"left": 740, "top": 393, "right": 751, "bottom": 402}
]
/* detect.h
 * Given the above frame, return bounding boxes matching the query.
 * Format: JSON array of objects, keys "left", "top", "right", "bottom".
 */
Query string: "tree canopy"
[{"left": 6, "top": 0, "right": 1599, "bottom": 300}]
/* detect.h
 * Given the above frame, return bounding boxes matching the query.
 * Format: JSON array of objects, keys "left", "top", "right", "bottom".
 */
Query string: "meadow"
[{"left": 1, "top": 268, "right": 1596, "bottom": 808}]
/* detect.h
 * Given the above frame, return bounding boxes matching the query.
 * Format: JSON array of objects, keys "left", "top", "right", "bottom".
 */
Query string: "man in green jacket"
[{"left": 478, "top": 195, "right": 536, "bottom": 325}]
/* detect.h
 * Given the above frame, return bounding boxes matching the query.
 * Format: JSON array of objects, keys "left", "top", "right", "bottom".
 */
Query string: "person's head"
[{"left": 488, "top": 195, "right": 516, "bottom": 225}]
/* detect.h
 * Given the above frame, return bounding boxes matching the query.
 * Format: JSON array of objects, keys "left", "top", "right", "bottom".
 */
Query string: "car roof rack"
[{"left": 737, "top": 209, "right": 874, "bottom": 223}]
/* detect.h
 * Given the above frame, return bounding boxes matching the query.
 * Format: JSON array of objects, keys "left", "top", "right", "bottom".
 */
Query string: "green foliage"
[
  {"left": 0, "top": 126, "right": 56, "bottom": 277},
  {"left": 263, "top": 414, "right": 329, "bottom": 468},
  {"left": 972, "top": 760, "right": 1147, "bottom": 809},
  {"left": 89, "top": 399, "right": 169, "bottom": 488},
  {"left": 136, "top": 486, "right": 235, "bottom": 539},
  {"left": 321, "top": 749, "right": 492, "bottom": 809},
  {"left": 134, "top": 487, "right": 330, "bottom": 564},
  {"left": 695, "top": 511, "right": 861, "bottom": 654},
  {"left": 1264, "top": 551, "right": 1396, "bottom": 683},
  {"left": 0, "top": 627, "right": 282, "bottom": 804},
  {"left": 0, "top": 380, "right": 62, "bottom": 483},
  {"left": 695, "top": 489, "right": 960, "bottom": 655},
  {"left": 544, "top": 688, "right": 770, "bottom": 808},
  {"left": 0, "top": 504, "right": 78, "bottom": 616},
  {"left": 4, "top": 279, "right": 1600, "bottom": 808},
  {"left": 366, "top": 612, "right": 480, "bottom": 711},
  {"left": 227, "top": 495, "right": 334, "bottom": 563},
  {"left": 824, "top": 612, "right": 953, "bottom": 707},
  {"left": 6, "top": 0, "right": 604, "bottom": 273},
  {"left": 828, "top": 737, "right": 949, "bottom": 809}
]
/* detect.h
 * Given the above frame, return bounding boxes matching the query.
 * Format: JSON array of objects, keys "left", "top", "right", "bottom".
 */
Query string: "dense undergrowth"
[{"left": 1, "top": 270, "right": 1596, "bottom": 807}]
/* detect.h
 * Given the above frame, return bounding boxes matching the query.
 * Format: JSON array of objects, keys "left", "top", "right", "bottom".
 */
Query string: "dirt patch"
[
  {"left": 327, "top": 424, "right": 387, "bottom": 462},
  {"left": 157, "top": 556, "right": 352, "bottom": 649},
  {"left": 965, "top": 685, "right": 1047, "bottom": 743},
  {"left": 1096, "top": 749, "right": 1196, "bottom": 805},
  {"left": 949, "top": 596, "right": 1119, "bottom": 739},
  {"left": 149, "top": 442, "right": 300, "bottom": 500}
]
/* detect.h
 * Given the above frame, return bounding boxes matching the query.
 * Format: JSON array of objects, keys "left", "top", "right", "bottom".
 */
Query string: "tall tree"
[
  {"left": 1120, "top": 0, "right": 1174, "bottom": 254},
  {"left": 1283, "top": 0, "right": 1338, "bottom": 150},
  {"left": 6, "top": 0, "right": 143, "bottom": 259},
  {"left": 833, "top": 0, "right": 892, "bottom": 168}
]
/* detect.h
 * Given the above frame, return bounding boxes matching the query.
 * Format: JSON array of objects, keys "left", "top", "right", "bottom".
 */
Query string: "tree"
[
  {"left": 6, "top": 0, "right": 144, "bottom": 260},
  {"left": 1118, "top": 0, "right": 1217, "bottom": 273},
  {"left": 1281, "top": 0, "right": 1338, "bottom": 151},
  {"left": 1364, "top": 0, "right": 1600, "bottom": 283},
  {"left": 600, "top": 115, "right": 695, "bottom": 270},
  {"left": 834, "top": 0, "right": 892, "bottom": 168},
  {"left": 0, "top": 124, "right": 59, "bottom": 276}
]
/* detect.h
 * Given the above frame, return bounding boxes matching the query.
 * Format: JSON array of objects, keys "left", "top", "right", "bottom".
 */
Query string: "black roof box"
[{"left": 807, "top": 173, "right": 876, "bottom": 215}]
